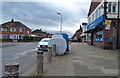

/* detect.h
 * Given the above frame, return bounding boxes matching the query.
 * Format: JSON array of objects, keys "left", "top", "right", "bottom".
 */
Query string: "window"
[
  {"left": 89, "top": 17, "right": 91, "bottom": 23},
  {"left": 19, "top": 28, "right": 22, "bottom": 32},
  {"left": 27, "top": 31, "right": 30, "bottom": 34},
  {"left": 98, "top": 7, "right": 101, "bottom": 16},
  {"left": 10, "top": 28, "right": 16, "bottom": 32},
  {"left": 92, "top": 14, "right": 94, "bottom": 21},
  {"left": 108, "top": 3, "right": 111, "bottom": 13},
  {"left": 2, "top": 34, "right": 8, "bottom": 39},
  {"left": 95, "top": 31, "right": 103, "bottom": 42},
  {"left": 1, "top": 28, "right": 7, "bottom": 31},
  {"left": 10, "top": 34, "right": 20, "bottom": 39},
  {"left": 88, "top": 33, "right": 91, "bottom": 41},
  {"left": 95, "top": 10, "right": 98, "bottom": 19},
  {"left": 108, "top": 2, "right": 117, "bottom": 13},
  {"left": 112, "top": 5, "right": 116, "bottom": 12},
  {"left": 10, "top": 34, "right": 14, "bottom": 39}
]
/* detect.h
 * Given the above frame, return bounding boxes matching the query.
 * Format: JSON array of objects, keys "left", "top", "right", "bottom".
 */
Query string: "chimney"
[
  {"left": 80, "top": 25, "right": 82, "bottom": 31},
  {"left": 11, "top": 19, "right": 14, "bottom": 22}
]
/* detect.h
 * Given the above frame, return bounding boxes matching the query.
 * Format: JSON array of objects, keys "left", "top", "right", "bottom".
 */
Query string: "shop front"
[
  {"left": 85, "top": 14, "right": 105, "bottom": 48},
  {"left": 93, "top": 30, "right": 103, "bottom": 48}
]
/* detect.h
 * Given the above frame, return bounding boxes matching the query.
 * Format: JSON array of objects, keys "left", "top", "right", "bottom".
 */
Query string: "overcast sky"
[{"left": 1, "top": 0, "right": 91, "bottom": 37}]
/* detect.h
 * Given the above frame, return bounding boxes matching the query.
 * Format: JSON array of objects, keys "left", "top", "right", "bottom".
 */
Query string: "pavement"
[
  {"left": 0, "top": 42, "right": 16, "bottom": 48},
  {"left": 22, "top": 43, "right": 118, "bottom": 76}
]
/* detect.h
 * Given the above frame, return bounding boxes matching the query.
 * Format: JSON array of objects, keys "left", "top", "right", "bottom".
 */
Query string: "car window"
[{"left": 41, "top": 40, "right": 49, "bottom": 42}]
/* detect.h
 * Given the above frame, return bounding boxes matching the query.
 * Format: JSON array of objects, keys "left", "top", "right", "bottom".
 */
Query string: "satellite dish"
[{"left": 48, "top": 35, "right": 67, "bottom": 55}]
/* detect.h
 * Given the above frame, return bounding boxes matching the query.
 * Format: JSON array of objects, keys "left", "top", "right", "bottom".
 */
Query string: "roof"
[
  {"left": 31, "top": 29, "right": 43, "bottom": 33},
  {"left": 0, "top": 19, "right": 31, "bottom": 30},
  {"left": 76, "top": 25, "right": 82, "bottom": 32},
  {"left": 71, "top": 34, "right": 76, "bottom": 38},
  {"left": 88, "top": 0, "right": 102, "bottom": 17},
  {"left": 32, "top": 29, "right": 52, "bottom": 35},
  {"left": 71, "top": 25, "right": 83, "bottom": 38}
]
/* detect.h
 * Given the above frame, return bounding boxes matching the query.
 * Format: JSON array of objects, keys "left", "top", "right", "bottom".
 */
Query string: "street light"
[{"left": 57, "top": 12, "right": 62, "bottom": 34}]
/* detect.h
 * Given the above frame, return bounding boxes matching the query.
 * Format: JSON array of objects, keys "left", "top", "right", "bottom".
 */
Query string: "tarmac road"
[{"left": 2, "top": 42, "right": 38, "bottom": 76}]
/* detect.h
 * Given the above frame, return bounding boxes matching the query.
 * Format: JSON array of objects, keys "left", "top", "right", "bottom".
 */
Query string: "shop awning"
[{"left": 85, "top": 14, "right": 105, "bottom": 33}]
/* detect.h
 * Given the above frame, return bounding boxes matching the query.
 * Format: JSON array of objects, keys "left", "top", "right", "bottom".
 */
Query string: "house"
[
  {"left": 47, "top": 33, "right": 52, "bottom": 38},
  {"left": 31, "top": 29, "right": 52, "bottom": 38},
  {"left": 72, "top": 25, "right": 82, "bottom": 42},
  {"left": 0, "top": 19, "right": 31, "bottom": 40},
  {"left": 85, "top": 0, "right": 120, "bottom": 49},
  {"left": 80, "top": 23, "right": 88, "bottom": 42}
]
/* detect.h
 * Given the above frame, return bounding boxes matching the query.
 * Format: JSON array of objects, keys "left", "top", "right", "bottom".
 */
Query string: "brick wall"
[
  {"left": 0, "top": 27, "right": 31, "bottom": 39},
  {"left": 87, "top": 41, "right": 92, "bottom": 45},
  {"left": 103, "top": 19, "right": 118, "bottom": 49},
  {"left": 94, "top": 42, "right": 103, "bottom": 48},
  {"left": 76, "top": 31, "right": 82, "bottom": 42}
]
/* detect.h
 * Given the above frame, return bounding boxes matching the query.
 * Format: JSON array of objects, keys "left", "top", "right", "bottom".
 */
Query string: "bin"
[{"left": 60, "top": 34, "right": 69, "bottom": 51}]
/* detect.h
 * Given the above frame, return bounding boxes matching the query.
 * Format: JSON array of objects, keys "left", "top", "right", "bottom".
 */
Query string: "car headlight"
[{"left": 38, "top": 44, "right": 40, "bottom": 47}]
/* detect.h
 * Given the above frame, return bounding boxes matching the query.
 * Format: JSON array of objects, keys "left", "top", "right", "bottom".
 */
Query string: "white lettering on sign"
[{"left": 105, "top": 25, "right": 110, "bottom": 30}]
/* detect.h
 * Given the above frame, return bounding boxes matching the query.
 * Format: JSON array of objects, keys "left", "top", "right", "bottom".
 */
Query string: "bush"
[{"left": 23, "top": 36, "right": 42, "bottom": 41}]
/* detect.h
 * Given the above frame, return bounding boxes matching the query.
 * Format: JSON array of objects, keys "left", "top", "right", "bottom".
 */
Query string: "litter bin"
[{"left": 60, "top": 33, "right": 69, "bottom": 51}]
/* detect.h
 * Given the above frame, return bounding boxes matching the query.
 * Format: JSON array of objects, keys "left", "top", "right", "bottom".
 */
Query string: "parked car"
[{"left": 38, "top": 38, "right": 51, "bottom": 51}]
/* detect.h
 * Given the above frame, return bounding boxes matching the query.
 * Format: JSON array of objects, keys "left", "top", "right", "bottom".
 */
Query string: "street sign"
[
  {"left": 105, "top": 25, "right": 110, "bottom": 30},
  {"left": 105, "top": 20, "right": 112, "bottom": 25}
]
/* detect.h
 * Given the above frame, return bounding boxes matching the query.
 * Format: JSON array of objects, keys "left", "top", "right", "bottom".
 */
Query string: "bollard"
[
  {"left": 47, "top": 47, "right": 52, "bottom": 63},
  {"left": 4, "top": 62, "right": 19, "bottom": 78},
  {"left": 37, "top": 51, "right": 43, "bottom": 74},
  {"left": 52, "top": 45, "right": 56, "bottom": 56}
]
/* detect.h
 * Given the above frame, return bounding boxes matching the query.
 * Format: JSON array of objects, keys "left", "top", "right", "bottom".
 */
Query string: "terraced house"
[
  {"left": 0, "top": 19, "right": 31, "bottom": 40},
  {"left": 85, "top": 0, "right": 120, "bottom": 49}
]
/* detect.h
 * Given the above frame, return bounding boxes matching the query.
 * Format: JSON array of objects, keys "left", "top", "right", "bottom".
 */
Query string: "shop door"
[{"left": 91, "top": 33, "right": 94, "bottom": 45}]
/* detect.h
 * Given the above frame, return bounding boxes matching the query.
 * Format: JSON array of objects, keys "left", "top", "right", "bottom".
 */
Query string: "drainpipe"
[
  {"left": 112, "top": 22, "right": 117, "bottom": 49},
  {"left": 103, "top": 0, "right": 107, "bottom": 49}
]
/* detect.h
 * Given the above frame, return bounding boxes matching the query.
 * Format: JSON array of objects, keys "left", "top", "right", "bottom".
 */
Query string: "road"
[{"left": 2, "top": 42, "right": 38, "bottom": 76}]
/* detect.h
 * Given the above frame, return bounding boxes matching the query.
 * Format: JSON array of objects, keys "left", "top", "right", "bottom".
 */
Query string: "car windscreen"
[{"left": 40, "top": 40, "right": 49, "bottom": 42}]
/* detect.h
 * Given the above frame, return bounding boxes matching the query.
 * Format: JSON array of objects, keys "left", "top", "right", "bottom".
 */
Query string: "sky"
[{"left": 1, "top": 0, "right": 91, "bottom": 37}]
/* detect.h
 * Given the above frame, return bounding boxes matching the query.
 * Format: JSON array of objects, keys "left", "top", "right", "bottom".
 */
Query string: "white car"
[{"left": 38, "top": 38, "right": 51, "bottom": 51}]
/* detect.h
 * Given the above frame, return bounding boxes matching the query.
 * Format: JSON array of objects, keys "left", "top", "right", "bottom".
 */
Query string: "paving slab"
[
  {"left": 22, "top": 43, "right": 118, "bottom": 76},
  {"left": 44, "top": 43, "right": 118, "bottom": 76}
]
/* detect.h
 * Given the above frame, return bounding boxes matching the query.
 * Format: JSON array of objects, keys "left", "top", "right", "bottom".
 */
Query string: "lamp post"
[{"left": 57, "top": 12, "right": 62, "bottom": 34}]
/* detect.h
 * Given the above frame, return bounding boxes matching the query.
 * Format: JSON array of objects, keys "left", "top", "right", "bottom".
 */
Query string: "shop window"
[
  {"left": 88, "top": 33, "right": 91, "bottom": 41},
  {"left": 95, "top": 31, "right": 103, "bottom": 42}
]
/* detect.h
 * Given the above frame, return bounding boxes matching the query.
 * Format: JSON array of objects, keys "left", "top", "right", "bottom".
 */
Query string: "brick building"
[
  {"left": 80, "top": 23, "right": 88, "bottom": 42},
  {"left": 0, "top": 19, "right": 31, "bottom": 40},
  {"left": 85, "top": 0, "right": 120, "bottom": 49},
  {"left": 72, "top": 25, "right": 82, "bottom": 42},
  {"left": 31, "top": 29, "right": 52, "bottom": 38}
]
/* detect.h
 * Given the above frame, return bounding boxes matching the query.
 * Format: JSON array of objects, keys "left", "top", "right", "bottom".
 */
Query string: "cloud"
[{"left": 2, "top": 1, "right": 90, "bottom": 37}]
